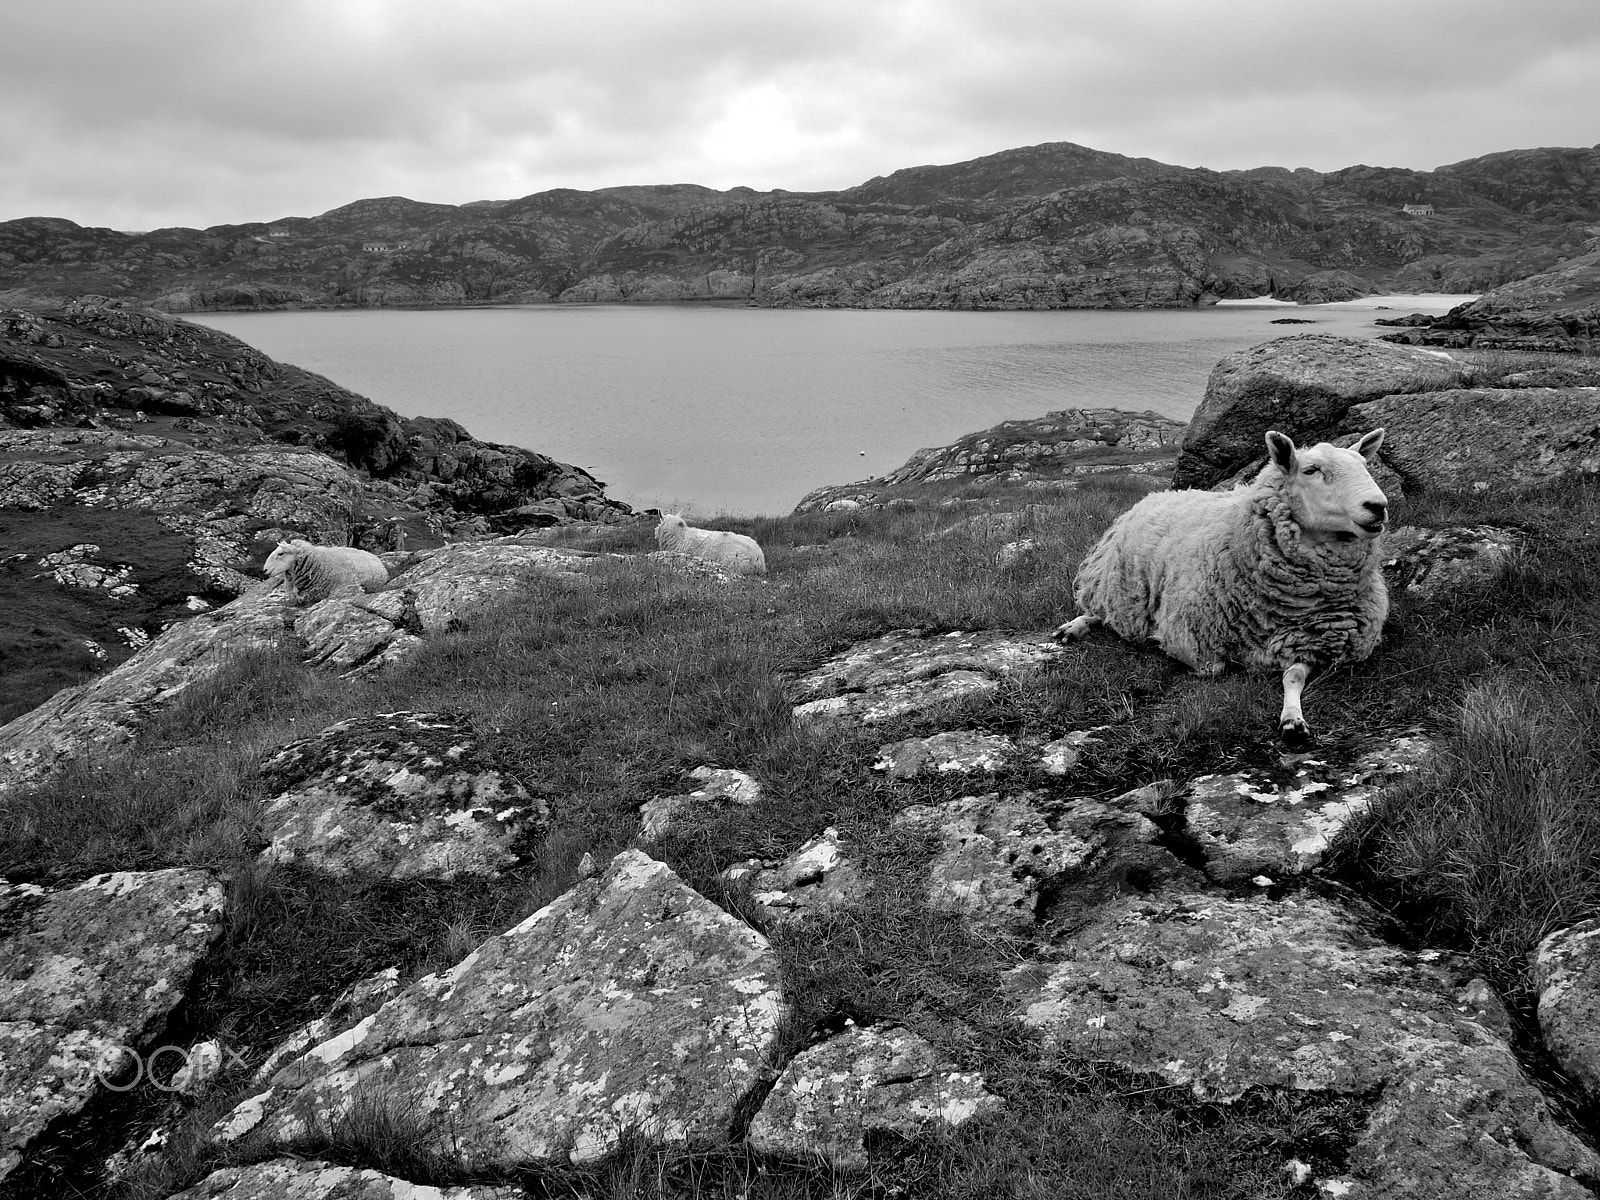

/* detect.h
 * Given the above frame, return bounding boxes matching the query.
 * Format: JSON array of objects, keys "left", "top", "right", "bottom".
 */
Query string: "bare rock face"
[
  {"left": 723, "top": 826, "right": 870, "bottom": 926},
  {"left": 0, "top": 870, "right": 226, "bottom": 1182},
  {"left": 167, "top": 1158, "right": 517, "bottom": 1200},
  {"left": 747, "top": 1024, "right": 1002, "bottom": 1168},
  {"left": 1531, "top": 918, "right": 1600, "bottom": 1101},
  {"left": 892, "top": 793, "right": 1168, "bottom": 932},
  {"left": 1343, "top": 387, "right": 1600, "bottom": 494},
  {"left": 212, "top": 851, "right": 787, "bottom": 1168},
  {"left": 1011, "top": 892, "right": 1600, "bottom": 1197},
  {"left": 639, "top": 766, "right": 762, "bottom": 841},
  {"left": 1172, "top": 335, "right": 1473, "bottom": 489},
  {"left": 257, "top": 711, "right": 543, "bottom": 881},
  {"left": 0, "top": 584, "right": 286, "bottom": 794},
  {"left": 1183, "top": 734, "right": 1433, "bottom": 886},
  {"left": 791, "top": 629, "right": 1066, "bottom": 728},
  {"left": 873, "top": 731, "right": 1014, "bottom": 780},
  {"left": 293, "top": 538, "right": 598, "bottom": 674},
  {"left": 1383, "top": 524, "right": 1524, "bottom": 599}
]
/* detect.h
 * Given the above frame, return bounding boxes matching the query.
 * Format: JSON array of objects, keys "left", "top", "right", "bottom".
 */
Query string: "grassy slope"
[{"left": 2, "top": 467, "right": 1598, "bottom": 1198}]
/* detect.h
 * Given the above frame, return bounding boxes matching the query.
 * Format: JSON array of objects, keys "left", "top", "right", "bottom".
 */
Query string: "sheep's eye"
[{"left": 1302, "top": 465, "right": 1321, "bottom": 475}]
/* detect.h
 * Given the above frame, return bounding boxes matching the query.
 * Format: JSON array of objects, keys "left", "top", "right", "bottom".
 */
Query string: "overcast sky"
[{"left": 5, "top": 0, "right": 1597, "bottom": 232}]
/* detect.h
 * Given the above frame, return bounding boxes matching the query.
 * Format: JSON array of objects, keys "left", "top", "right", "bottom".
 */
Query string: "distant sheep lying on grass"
[
  {"left": 263, "top": 539, "right": 389, "bottom": 605},
  {"left": 1056, "top": 429, "right": 1390, "bottom": 748},
  {"left": 655, "top": 514, "right": 767, "bottom": 575}
]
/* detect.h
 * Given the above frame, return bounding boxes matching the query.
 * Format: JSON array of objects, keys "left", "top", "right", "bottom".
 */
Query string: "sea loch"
[{"left": 190, "top": 297, "right": 1472, "bottom": 515}]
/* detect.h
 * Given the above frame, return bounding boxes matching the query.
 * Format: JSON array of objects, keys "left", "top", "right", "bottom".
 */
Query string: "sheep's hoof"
[
  {"left": 1053, "top": 617, "right": 1091, "bottom": 643},
  {"left": 1279, "top": 718, "right": 1314, "bottom": 751}
]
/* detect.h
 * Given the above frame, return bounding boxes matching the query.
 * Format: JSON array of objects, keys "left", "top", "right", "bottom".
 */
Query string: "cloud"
[{"left": 4, "top": 0, "right": 1596, "bottom": 230}]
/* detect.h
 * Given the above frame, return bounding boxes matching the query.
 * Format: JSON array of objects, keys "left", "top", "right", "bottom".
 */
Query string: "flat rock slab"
[
  {"left": 257, "top": 711, "right": 542, "bottom": 881},
  {"left": 0, "top": 585, "right": 286, "bottom": 794},
  {"left": 0, "top": 870, "right": 226, "bottom": 1182},
  {"left": 1346, "top": 387, "right": 1600, "bottom": 494},
  {"left": 213, "top": 851, "right": 787, "bottom": 1168},
  {"left": 294, "top": 539, "right": 597, "bottom": 674},
  {"left": 1011, "top": 891, "right": 1600, "bottom": 1196},
  {"left": 748, "top": 1024, "right": 1002, "bottom": 1168},
  {"left": 1383, "top": 524, "right": 1523, "bottom": 599},
  {"left": 792, "top": 629, "right": 1066, "bottom": 728},
  {"left": 639, "top": 766, "right": 762, "bottom": 841},
  {"left": 892, "top": 793, "right": 1167, "bottom": 932},
  {"left": 1184, "top": 734, "right": 1433, "bottom": 885},
  {"left": 1532, "top": 918, "right": 1600, "bottom": 1101},
  {"left": 873, "top": 731, "right": 1014, "bottom": 779},
  {"left": 724, "top": 826, "right": 870, "bottom": 926},
  {"left": 167, "top": 1158, "right": 516, "bottom": 1199}
]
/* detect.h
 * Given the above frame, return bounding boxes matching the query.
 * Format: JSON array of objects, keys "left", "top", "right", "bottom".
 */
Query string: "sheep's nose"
[{"left": 1364, "top": 500, "right": 1387, "bottom": 521}]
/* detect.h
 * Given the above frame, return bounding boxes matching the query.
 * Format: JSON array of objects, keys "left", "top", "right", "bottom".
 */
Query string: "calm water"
[{"left": 189, "top": 296, "right": 1472, "bottom": 516}]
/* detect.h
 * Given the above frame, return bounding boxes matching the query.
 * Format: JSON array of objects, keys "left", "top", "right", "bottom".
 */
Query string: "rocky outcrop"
[
  {"left": 638, "top": 766, "right": 762, "bottom": 841},
  {"left": 0, "top": 870, "right": 226, "bottom": 1182},
  {"left": 213, "top": 851, "right": 787, "bottom": 1168},
  {"left": 1380, "top": 248, "right": 1600, "bottom": 353},
  {"left": 790, "top": 629, "right": 1068, "bottom": 728},
  {"left": 257, "top": 711, "right": 543, "bottom": 881},
  {"left": 1171, "top": 334, "right": 1473, "bottom": 489},
  {"left": 168, "top": 1159, "right": 516, "bottom": 1200},
  {"left": 1012, "top": 892, "right": 1600, "bottom": 1196},
  {"left": 794, "top": 408, "right": 1185, "bottom": 513},
  {"left": 747, "top": 1024, "right": 1001, "bottom": 1167},
  {"left": 723, "top": 827, "right": 870, "bottom": 926}
]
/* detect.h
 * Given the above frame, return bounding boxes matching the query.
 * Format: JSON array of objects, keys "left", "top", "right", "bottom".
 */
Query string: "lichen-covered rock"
[
  {"left": 257, "top": 711, "right": 542, "bottom": 881},
  {"left": 0, "top": 870, "right": 226, "bottom": 1182},
  {"left": 292, "top": 539, "right": 597, "bottom": 674},
  {"left": 639, "top": 766, "right": 762, "bottom": 841},
  {"left": 723, "top": 827, "right": 869, "bottom": 925},
  {"left": 1035, "top": 728, "right": 1108, "bottom": 776},
  {"left": 1532, "top": 918, "right": 1600, "bottom": 1101},
  {"left": 747, "top": 1024, "right": 1002, "bottom": 1168},
  {"left": 213, "top": 851, "right": 787, "bottom": 1168},
  {"left": 1183, "top": 734, "right": 1433, "bottom": 885},
  {"left": 167, "top": 1158, "right": 517, "bottom": 1199},
  {"left": 1173, "top": 335, "right": 1472, "bottom": 489},
  {"left": 1383, "top": 524, "right": 1523, "bottom": 599},
  {"left": 792, "top": 629, "right": 1066, "bottom": 728},
  {"left": 1011, "top": 892, "right": 1600, "bottom": 1195},
  {"left": 248, "top": 969, "right": 402, "bottom": 1089},
  {"left": 893, "top": 793, "right": 1166, "bottom": 932},
  {"left": 873, "top": 731, "right": 1014, "bottom": 780},
  {"left": 1344, "top": 387, "right": 1600, "bottom": 495},
  {"left": 0, "top": 584, "right": 286, "bottom": 793}
]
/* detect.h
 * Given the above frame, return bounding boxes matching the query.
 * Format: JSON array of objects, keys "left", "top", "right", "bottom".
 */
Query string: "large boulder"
[
  {"left": 212, "top": 851, "right": 787, "bottom": 1168},
  {"left": 1341, "top": 387, "right": 1600, "bottom": 494},
  {"left": 0, "top": 870, "right": 226, "bottom": 1182},
  {"left": 1171, "top": 335, "right": 1473, "bottom": 489},
  {"left": 1531, "top": 918, "right": 1600, "bottom": 1101}
]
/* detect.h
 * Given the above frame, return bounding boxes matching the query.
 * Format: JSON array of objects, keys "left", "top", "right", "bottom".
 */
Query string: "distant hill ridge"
[{"left": 2, "top": 140, "right": 1598, "bottom": 312}]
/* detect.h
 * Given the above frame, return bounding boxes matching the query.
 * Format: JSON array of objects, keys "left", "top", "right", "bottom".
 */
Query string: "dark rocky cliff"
[{"left": 3, "top": 141, "right": 1598, "bottom": 312}]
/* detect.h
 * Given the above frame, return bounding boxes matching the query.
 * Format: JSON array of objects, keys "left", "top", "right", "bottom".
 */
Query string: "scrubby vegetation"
[{"left": 3, "top": 467, "right": 1598, "bottom": 1198}]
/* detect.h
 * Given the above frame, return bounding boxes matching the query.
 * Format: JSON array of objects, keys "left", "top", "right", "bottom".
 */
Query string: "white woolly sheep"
[
  {"left": 1055, "top": 429, "right": 1390, "bottom": 748},
  {"left": 654, "top": 514, "right": 767, "bottom": 575},
  {"left": 263, "top": 539, "right": 389, "bottom": 605}
]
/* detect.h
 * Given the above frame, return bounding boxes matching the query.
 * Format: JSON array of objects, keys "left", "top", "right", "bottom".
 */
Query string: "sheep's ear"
[
  {"left": 1265, "top": 430, "right": 1296, "bottom": 473},
  {"left": 1353, "top": 428, "right": 1385, "bottom": 462}
]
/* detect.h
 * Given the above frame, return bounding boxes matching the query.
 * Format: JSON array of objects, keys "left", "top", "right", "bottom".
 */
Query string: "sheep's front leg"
[
  {"left": 1279, "top": 663, "right": 1312, "bottom": 750},
  {"left": 1053, "top": 615, "right": 1098, "bottom": 643}
]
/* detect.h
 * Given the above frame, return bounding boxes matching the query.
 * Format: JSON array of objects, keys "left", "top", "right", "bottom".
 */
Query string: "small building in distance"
[
  {"left": 362, "top": 242, "right": 393, "bottom": 253},
  {"left": 1401, "top": 203, "right": 1435, "bottom": 216}
]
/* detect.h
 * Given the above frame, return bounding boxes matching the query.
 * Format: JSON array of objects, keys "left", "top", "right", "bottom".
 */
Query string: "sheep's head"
[
  {"left": 1267, "top": 429, "right": 1388, "bottom": 543},
  {"left": 655, "top": 514, "right": 688, "bottom": 548},
  {"left": 263, "top": 540, "right": 296, "bottom": 578}
]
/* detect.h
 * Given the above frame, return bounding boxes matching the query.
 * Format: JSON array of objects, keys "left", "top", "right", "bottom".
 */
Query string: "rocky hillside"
[
  {"left": 2, "top": 142, "right": 1598, "bottom": 311},
  {"left": 0, "top": 295, "right": 633, "bottom": 722}
]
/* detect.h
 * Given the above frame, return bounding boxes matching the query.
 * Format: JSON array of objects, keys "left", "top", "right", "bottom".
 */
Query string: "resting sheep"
[
  {"left": 1055, "top": 429, "right": 1390, "bottom": 748},
  {"left": 263, "top": 539, "right": 389, "bottom": 605},
  {"left": 655, "top": 514, "right": 767, "bottom": 575}
]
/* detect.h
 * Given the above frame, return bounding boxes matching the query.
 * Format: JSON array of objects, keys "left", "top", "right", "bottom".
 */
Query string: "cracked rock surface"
[
  {"left": 213, "top": 851, "right": 787, "bottom": 1167},
  {"left": 0, "top": 870, "right": 226, "bottom": 1182},
  {"left": 257, "top": 711, "right": 543, "bottom": 881},
  {"left": 167, "top": 1158, "right": 517, "bottom": 1199}
]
